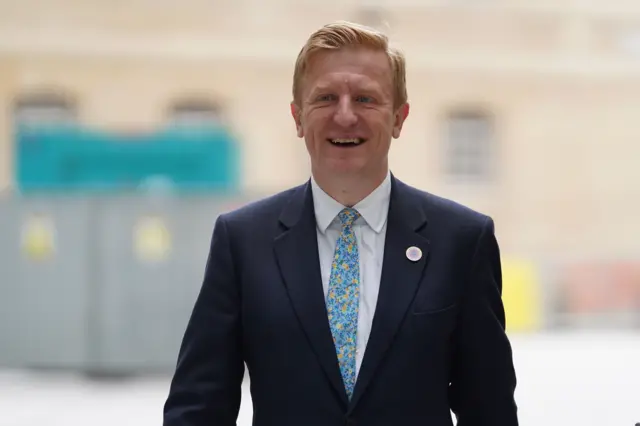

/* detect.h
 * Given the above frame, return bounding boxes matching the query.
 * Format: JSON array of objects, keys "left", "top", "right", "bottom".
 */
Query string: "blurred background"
[{"left": 0, "top": 0, "right": 639, "bottom": 425}]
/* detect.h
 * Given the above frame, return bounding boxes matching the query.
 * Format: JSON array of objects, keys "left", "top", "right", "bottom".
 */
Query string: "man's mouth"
[{"left": 328, "top": 138, "right": 366, "bottom": 146}]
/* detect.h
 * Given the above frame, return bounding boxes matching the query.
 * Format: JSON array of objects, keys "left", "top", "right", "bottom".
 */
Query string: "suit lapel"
[
  {"left": 273, "top": 182, "right": 349, "bottom": 406},
  {"left": 349, "top": 176, "right": 430, "bottom": 410}
]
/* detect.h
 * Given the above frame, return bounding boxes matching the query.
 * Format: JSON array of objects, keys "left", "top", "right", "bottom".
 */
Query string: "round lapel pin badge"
[{"left": 406, "top": 246, "right": 422, "bottom": 262}]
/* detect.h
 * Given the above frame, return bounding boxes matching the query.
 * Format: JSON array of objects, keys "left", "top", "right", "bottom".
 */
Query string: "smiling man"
[
  {"left": 291, "top": 40, "right": 406, "bottom": 207},
  {"left": 163, "top": 21, "right": 519, "bottom": 426}
]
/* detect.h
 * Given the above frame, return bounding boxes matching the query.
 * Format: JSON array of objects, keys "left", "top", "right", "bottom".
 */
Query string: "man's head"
[{"left": 291, "top": 21, "right": 410, "bottom": 187}]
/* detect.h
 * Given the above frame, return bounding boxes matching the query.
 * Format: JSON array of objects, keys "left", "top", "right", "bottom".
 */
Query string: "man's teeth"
[{"left": 331, "top": 138, "right": 362, "bottom": 144}]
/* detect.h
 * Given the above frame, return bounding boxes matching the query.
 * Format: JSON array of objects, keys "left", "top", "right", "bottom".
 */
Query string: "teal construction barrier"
[{"left": 14, "top": 124, "right": 241, "bottom": 194}]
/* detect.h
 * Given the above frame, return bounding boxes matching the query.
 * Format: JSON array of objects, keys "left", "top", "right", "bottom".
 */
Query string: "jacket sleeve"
[
  {"left": 164, "top": 214, "right": 244, "bottom": 426},
  {"left": 449, "top": 216, "right": 519, "bottom": 426}
]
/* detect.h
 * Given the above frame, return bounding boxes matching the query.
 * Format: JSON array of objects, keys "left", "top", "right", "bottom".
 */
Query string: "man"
[{"left": 163, "top": 21, "right": 518, "bottom": 426}]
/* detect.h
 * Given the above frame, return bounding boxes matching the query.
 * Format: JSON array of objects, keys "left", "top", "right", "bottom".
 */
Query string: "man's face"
[{"left": 291, "top": 47, "right": 409, "bottom": 180}]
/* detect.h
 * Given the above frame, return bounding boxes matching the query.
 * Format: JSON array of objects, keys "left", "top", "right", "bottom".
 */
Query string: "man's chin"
[
  {"left": 327, "top": 162, "right": 367, "bottom": 176},
  {"left": 311, "top": 157, "right": 373, "bottom": 179}
]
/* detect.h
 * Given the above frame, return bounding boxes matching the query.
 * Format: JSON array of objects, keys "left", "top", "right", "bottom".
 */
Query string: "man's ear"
[
  {"left": 290, "top": 102, "right": 304, "bottom": 138},
  {"left": 392, "top": 102, "right": 410, "bottom": 139}
]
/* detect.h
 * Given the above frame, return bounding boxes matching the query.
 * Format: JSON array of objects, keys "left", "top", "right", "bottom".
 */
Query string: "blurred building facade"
[
  {"left": 1, "top": 0, "right": 639, "bottom": 356},
  {"left": 3, "top": 0, "right": 640, "bottom": 249}
]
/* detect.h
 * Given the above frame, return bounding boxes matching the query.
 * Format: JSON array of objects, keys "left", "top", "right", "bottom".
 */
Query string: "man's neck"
[{"left": 312, "top": 168, "right": 388, "bottom": 207}]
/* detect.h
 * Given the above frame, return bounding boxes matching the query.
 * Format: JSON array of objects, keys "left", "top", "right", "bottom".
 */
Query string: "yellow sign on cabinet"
[
  {"left": 134, "top": 216, "right": 172, "bottom": 263},
  {"left": 21, "top": 213, "right": 56, "bottom": 261}
]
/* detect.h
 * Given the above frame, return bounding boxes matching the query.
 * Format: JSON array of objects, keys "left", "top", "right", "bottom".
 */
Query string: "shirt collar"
[{"left": 310, "top": 171, "right": 391, "bottom": 235}]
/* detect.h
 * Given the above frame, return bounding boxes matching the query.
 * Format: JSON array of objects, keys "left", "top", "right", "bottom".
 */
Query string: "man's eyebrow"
[
  {"left": 309, "top": 83, "right": 334, "bottom": 94},
  {"left": 357, "top": 84, "right": 383, "bottom": 94},
  {"left": 305, "top": 80, "right": 387, "bottom": 102},
  {"left": 305, "top": 86, "right": 333, "bottom": 102}
]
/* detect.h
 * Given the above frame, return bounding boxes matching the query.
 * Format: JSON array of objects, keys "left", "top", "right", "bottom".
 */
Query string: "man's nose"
[{"left": 333, "top": 96, "right": 358, "bottom": 127}]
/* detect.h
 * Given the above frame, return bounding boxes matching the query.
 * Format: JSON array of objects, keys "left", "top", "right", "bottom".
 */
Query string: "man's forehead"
[
  {"left": 307, "top": 48, "right": 391, "bottom": 77},
  {"left": 313, "top": 73, "right": 380, "bottom": 90},
  {"left": 303, "top": 53, "right": 392, "bottom": 93}
]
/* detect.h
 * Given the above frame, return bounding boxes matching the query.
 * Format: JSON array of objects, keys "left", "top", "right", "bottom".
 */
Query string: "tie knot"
[{"left": 338, "top": 208, "right": 360, "bottom": 227}]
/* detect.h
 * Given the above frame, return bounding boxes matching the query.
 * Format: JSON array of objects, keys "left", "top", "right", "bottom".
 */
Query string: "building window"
[
  {"left": 445, "top": 110, "right": 495, "bottom": 182},
  {"left": 13, "top": 91, "right": 77, "bottom": 126},
  {"left": 166, "top": 97, "right": 222, "bottom": 126}
]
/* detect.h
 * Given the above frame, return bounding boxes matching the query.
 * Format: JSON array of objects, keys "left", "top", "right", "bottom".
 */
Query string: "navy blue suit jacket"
[{"left": 163, "top": 175, "right": 518, "bottom": 426}]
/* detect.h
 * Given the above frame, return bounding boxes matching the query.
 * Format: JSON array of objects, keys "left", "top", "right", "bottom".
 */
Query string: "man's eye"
[
  {"left": 317, "top": 94, "right": 336, "bottom": 101},
  {"left": 355, "top": 95, "right": 373, "bottom": 103}
]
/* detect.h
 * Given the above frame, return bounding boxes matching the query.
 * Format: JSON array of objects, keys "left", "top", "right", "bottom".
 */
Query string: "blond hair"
[{"left": 292, "top": 21, "right": 407, "bottom": 108}]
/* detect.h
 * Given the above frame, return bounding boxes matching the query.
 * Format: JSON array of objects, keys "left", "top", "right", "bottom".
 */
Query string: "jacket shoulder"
[
  {"left": 400, "top": 181, "right": 491, "bottom": 229},
  {"left": 216, "top": 183, "right": 305, "bottom": 227}
]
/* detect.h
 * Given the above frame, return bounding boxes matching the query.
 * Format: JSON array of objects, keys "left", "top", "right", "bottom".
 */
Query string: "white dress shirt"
[{"left": 310, "top": 172, "right": 391, "bottom": 376}]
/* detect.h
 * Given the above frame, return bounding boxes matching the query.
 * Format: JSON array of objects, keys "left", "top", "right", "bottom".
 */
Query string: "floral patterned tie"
[{"left": 326, "top": 207, "right": 361, "bottom": 399}]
